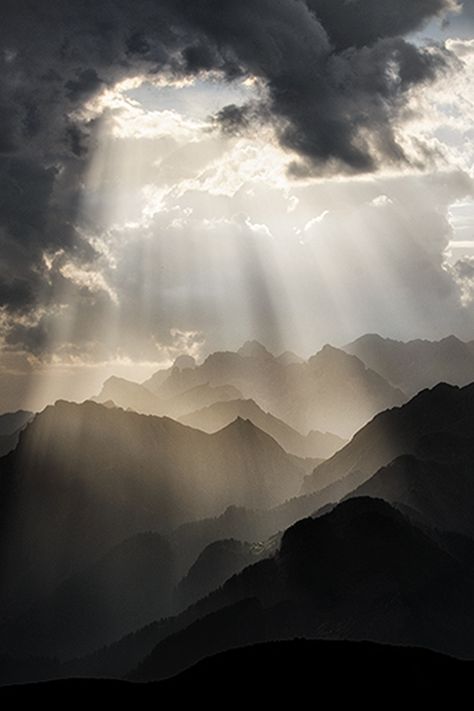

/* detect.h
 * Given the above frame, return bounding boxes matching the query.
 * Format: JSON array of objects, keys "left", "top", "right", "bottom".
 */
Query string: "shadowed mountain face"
[
  {"left": 0, "top": 401, "right": 308, "bottom": 619},
  {"left": 128, "top": 498, "right": 474, "bottom": 682},
  {"left": 344, "top": 334, "right": 474, "bottom": 395},
  {"left": 0, "top": 411, "right": 33, "bottom": 436},
  {"left": 0, "top": 533, "right": 177, "bottom": 660},
  {"left": 0, "top": 411, "right": 34, "bottom": 457},
  {"left": 179, "top": 398, "right": 345, "bottom": 459},
  {"left": 174, "top": 538, "right": 274, "bottom": 613},
  {"left": 302, "top": 382, "right": 474, "bottom": 497}
]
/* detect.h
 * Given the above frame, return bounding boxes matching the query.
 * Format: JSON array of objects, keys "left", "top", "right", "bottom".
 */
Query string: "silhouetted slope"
[
  {"left": 163, "top": 383, "right": 243, "bottom": 418},
  {"left": 349, "top": 452, "right": 474, "bottom": 538},
  {"left": 94, "top": 376, "right": 242, "bottom": 418},
  {"left": 0, "top": 411, "right": 33, "bottom": 436},
  {"left": 0, "top": 432, "right": 19, "bottom": 457},
  {"left": 169, "top": 470, "right": 363, "bottom": 577},
  {"left": 3, "top": 640, "right": 472, "bottom": 702},
  {"left": 175, "top": 539, "right": 274, "bottom": 611},
  {"left": 302, "top": 382, "right": 474, "bottom": 495},
  {"left": 0, "top": 401, "right": 306, "bottom": 619},
  {"left": 147, "top": 343, "right": 405, "bottom": 438},
  {"left": 180, "top": 398, "right": 344, "bottom": 459},
  {"left": 0, "top": 533, "right": 176, "bottom": 660},
  {"left": 93, "top": 377, "right": 162, "bottom": 415},
  {"left": 0, "top": 411, "right": 34, "bottom": 457},
  {"left": 344, "top": 334, "right": 474, "bottom": 395},
  {"left": 130, "top": 498, "right": 474, "bottom": 682}
]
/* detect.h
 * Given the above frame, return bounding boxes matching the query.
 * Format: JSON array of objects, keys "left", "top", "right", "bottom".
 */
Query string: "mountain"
[
  {"left": 0, "top": 533, "right": 176, "bottom": 660},
  {"left": 344, "top": 334, "right": 474, "bottom": 395},
  {"left": 0, "top": 410, "right": 34, "bottom": 456},
  {"left": 237, "top": 340, "right": 274, "bottom": 360},
  {"left": 94, "top": 376, "right": 243, "bottom": 419},
  {"left": 276, "top": 350, "right": 304, "bottom": 365},
  {"left": 37, "top": 495, "right": 474, "bottom": 683},
  {"left": 145, "top": 342, "right": 405, "bottom": 438},
  {"left": 348, "top": 453, "right": 474, "bottom": 539},
  {"left": 129, "top": 498, "right": 474, "bottom": 682},
  {"left": 175, "top": 538, "right": 275, "bottom": 612},
  {"left": 0, "top": 401, "right": 308, "bottom": 620},
  {"left": 93, "top": 376, "right": 162, "bottom": 415},
  {"left": 0, "top": 411, "right": 33, "bottom": 436},
  {"left": 302, "top": 381, "right": 474, "bottom": 497},
  {"left": 179, "top": 398, "right": 345, "bottom": 459},
  {"left": 163, "top": 383, "right": 243, "bottom": 418},
  {"left": 142, "top": 355, "right": 196, "bottom": 395}
]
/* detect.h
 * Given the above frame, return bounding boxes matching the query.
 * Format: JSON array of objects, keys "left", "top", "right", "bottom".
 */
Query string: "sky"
[{"left": 0, "top": 0, "right": 473, "bottom": 412}]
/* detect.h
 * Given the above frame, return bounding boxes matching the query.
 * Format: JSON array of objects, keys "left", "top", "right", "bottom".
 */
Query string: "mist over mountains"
[{"left": 2, "top": 335, "right": 474, "bottom": 686}]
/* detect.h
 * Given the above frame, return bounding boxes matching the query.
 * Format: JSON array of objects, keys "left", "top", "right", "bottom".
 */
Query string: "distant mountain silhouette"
[
  {"left": 237, "top": 340, "right": 274, "bottom": 360},
  {"left": 94, "top": 376, "right": 243, "bottom": 419},
  {"left": 0, "top": 411, "right": 33, "bottom": 436},
  {"left": 275, "top": 350, "right": 304, "bottom": 365},
  {"left": 140, "top": 342, "right": 405, "bottom": 438},
  {"left": 142, "top": 355, "right": 196, "bottom": 394},
  {"left": 3, "top": 640, "right": 472, "bottom": 701},
  {"left": 0, "top": 411, "right": 34, "bottom": 456},
  {"left": 344, "top": 334, "right": 474, "bottom": 395},
  {"left": 163, "top": 383, "right": 243, "bottom": 418},
  {"left": 302, "top": 382, "right": 474, "bottom": 496},
  {"left": 93, "top": 376, "right": 163, "bottom": 415},
  {"left": 0, "top": 401, "right": 308, "bottom": 620},
  {"left": 179, "top": 398, "right": 345, "bottom": 459}
]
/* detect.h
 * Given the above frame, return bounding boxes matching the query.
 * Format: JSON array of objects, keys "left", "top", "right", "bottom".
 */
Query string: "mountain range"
[
  {"left": 2, "top": 335, "right": 474, "bottom": 687},
  {"left": 95, "top": 340, "right": 406, "bottom": 439},
  {"left": 344, "top": 334, "right": 474, "bottom": 395},
  {"left": 0, "top": 400, "right": 309, "bottom": 625}
]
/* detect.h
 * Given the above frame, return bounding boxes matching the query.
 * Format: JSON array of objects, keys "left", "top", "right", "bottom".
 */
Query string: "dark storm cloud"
[
  {"left": 0, "top": 0, "right": 460, "bottom": 352},
  {"left": 304, "top": 0, "right": 459, "bottom": 50}
]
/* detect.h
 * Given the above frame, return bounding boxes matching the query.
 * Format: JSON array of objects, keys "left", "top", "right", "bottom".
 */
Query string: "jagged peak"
[
  {"left": 173, "top": 355, "right": 196, "bottom": 371},
  {"left": 237, "top": 340, "right": 273, "bottom": 360}
]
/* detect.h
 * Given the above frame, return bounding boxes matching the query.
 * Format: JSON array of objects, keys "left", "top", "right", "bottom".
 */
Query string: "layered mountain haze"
[
  {"left": 2, "top": 336, "right": 474, "bottom": 685},
  {"left": 128, "top": 497, "right": 474, "bottom": 682},
  {"left": 2, "top": 0, "right": 474, "bottom": 693},
  {"left": 93, "top": 341, "right": 406, "bottom": 439},
  {"left": 0, "top": 400, "right": 308, "bottom": 622},
  {"left": 179, "top": 398, "right": 345, "bottom": 460},
  {"left": 303, "top": 381, "right": 474, "bottom": 500},
  {"left": 344, "top": 335, "right": 474, "bottom": 395}
]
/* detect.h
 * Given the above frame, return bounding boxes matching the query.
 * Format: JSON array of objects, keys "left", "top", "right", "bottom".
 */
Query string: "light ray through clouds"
[{"left": 5, "top": 26, "right": 474, "bottom": 412}]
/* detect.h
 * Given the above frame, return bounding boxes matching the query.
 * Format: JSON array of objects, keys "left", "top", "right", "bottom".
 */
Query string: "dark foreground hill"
[{"left": 1, "top": 640, "right": 472, "bottom": 703}]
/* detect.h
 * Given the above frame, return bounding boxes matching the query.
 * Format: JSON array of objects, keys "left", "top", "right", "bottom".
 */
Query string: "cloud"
[{"left": 0, "top": 0, "right": 467, "bottom": 367}]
